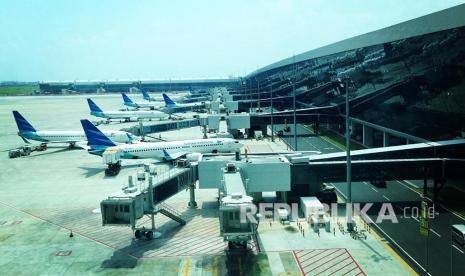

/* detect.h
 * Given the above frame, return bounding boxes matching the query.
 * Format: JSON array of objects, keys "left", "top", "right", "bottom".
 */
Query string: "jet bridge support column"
[
  {"left": 188, "top": 183, "right": 197, "bottom": 208},
  {"left": 362, "top": 125, "right": 373, "bottom": 147},
  {"left": 202, "top": 125, "right": 207, "bottom": 139},
  {"left": 383, "top": 132, "right": 390, "bottom": 147},
  {"left": 423, "top": 166, "right": 429, "bottom": 196}
]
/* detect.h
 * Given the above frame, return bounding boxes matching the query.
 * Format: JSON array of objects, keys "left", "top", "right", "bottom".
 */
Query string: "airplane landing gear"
[
  {"left": 227, "top": 241, "right": 249, "bottom": 250},
  {"left": 105, "top": 161, "right": 121, "bottom": 176}
]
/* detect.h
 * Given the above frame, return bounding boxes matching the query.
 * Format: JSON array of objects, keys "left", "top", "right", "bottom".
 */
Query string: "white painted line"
[
  {"left": 429, "top": 228, "right": 441, "bottom": 238},
  {"left": 371, "top": 187, "right": 379, "bottom": 193},
  {"left": 363, "top": 182, "right": 368, "bottom": 185},
  {"left": 412, "top": 217, "right": 419, "bottom": 222},
  {"left": 382, "top": 195, "right": 391, "bottom": 201},
  {"left": 404, "top": 180, "right": 420, "bottom": 188},
  {"left": 396, "top": 180, "right": 421, "bottom": 195},
  {"left": 452, "top": 244, "right": 464, "bottom": 254}
]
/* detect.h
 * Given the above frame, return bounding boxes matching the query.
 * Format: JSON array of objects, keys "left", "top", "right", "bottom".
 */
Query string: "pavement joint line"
[
  {"left": 182, "top": 238, "right": 225, "bottom": 256},
  {"left": 429, "top": 228, "right": 441, "bottom": 237},
  {"left": 452, "top": 244, "right": 464, "bottom": 254},
  {"left": 156, "top": 236, "right": 210, "bottom": 255},
  {"left": 0, "top": 200, "right": 139, "bottom": 260}
]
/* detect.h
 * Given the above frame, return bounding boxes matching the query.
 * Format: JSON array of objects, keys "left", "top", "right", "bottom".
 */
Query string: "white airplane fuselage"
[
  {"left": 21, "top": 130, "right": 134, "bottom": 144},
  {"left": 128, "top": 101, "right": 164, "bottom": 109},
  {"left": 146, "top": 95, "right": 186, "bottom": 102},
  {"left": 92, "top": 110, "right": 167, "bottom": 120},
  {"left": 104, "top": 138, "right": 241, "bottom": 160}
]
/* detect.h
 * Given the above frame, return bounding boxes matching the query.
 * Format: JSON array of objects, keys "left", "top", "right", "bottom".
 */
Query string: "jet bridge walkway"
[
  {"left": 288, "top": 139, "right": 465, "bottom": 201},
  {"left": 100, "top": 163, "right": 198, "bottom": 238},
  {"left": 123, "top": 118, "right": 201, "bottom": 136}
]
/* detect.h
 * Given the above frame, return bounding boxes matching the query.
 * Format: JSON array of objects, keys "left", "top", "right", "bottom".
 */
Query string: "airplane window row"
[
  {"left": 47, "top": 136, "right": 82, "bottom": 138},
  {"left": 128, "top": 143, "right": 224, "bottom": 153}
]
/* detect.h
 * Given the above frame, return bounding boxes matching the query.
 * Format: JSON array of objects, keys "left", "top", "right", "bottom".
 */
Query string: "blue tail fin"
[
  {"left": 87, "top": 98, "right": 103, "bottom": 113},
  {"left": 142, "top": 90, "right": 151, "bottom": 100},
  {"left": 121, "top": 93, "right": 134, "bottom": 105},
  {"left": 12, "top": 111, "right": 36, "bottom": 133},
  {"left": 80, "top": 119, "right": 116, "bottom": 151},
  {"left": 162, "top": 93, "right": 176, "bottom": 107}
]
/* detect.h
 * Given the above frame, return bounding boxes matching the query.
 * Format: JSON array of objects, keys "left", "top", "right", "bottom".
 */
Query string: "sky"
[{"left": 1, "top": 0, "right": 464, "bottom": 82}]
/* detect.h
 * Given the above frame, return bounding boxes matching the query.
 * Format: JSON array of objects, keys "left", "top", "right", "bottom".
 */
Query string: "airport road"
[{"left": 281, "top": 123, "right": 465, "bottom": 275}]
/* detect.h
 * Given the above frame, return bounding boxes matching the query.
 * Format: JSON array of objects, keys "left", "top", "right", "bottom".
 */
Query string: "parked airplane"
[
  {"left": 183, "top": 90, "right": 211, "bottom": 103},
  {"left": 162, "top": 93, "right": 208, "bottom": 113},
  {"left": 121, "top": 93, "right": 163, "bottom": 110},
  {"left": 87, "top": 98, "right": 167, "bottom": 121},
  {"left": 12, "top": 111, "right": 136, "bottom": 146},
  {"left": 142, "top": 90, "right": 186, "bottom": 102},
  {"left": 80, "top": 119, "right": 242, "bottom": 161}
]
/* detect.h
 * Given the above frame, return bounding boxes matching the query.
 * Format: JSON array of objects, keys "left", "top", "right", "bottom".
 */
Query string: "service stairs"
[{"left": 156, "top": 203, "right": 186, "bottom": 225}]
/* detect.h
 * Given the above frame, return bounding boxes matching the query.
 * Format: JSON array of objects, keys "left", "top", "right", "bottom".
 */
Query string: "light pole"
[
  {"left": 292, "top": 57, "right": 298, "bottom": 151},
  {"left": 344, "top": 79, "right": 353, "bottom": 231},
  {"left": 291, "top": 55, "right": 298, "bottom": 151},
  {"left": 257, "top": 78, "right": 260, "bottom": 112},
  {"left": 270, "top": 83, "right": 274, "bottom": 142}
]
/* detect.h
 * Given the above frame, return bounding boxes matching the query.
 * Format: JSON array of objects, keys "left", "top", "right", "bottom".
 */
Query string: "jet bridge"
[
  {"left": 199, "top": 157, "right": 291, "bottom": 249},
  {"left": 218, "top": 163, "right": 256, "bottom": 249},
  {"left": 287, "top": 139, "right": 465, "bottom": 202},
  {"left": 100, "top": 161, "right": 197, "bottom": 239}
]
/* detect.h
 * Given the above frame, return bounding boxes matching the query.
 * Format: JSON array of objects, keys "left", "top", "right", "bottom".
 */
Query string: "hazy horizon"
[{"left": 1, "top": 0, "right": 464, "bottom": 82}]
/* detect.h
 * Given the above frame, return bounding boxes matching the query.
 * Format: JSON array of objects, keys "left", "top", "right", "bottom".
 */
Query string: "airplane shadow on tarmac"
[
  {"left": 78, "top": 163, "right": 144, "bottom": 178},
  {"left": 100, "top": 205, "right": 220, "bottom": 268}
]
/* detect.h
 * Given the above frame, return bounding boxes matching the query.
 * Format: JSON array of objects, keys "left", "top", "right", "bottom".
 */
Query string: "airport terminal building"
[{"left": 237, "top": 4, "right": 465, "bottom": 143}]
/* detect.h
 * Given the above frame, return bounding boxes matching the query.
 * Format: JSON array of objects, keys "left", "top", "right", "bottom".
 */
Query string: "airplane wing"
[{"left": 162, "top": 150, "right": 190, "bottom": 161}]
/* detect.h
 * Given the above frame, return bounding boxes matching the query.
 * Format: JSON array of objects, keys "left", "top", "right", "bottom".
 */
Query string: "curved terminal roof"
[{"left": 249, "top": 4, "right": 465, "bottom": 77}]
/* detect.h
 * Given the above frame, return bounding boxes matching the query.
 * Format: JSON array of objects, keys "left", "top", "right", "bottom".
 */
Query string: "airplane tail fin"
[
  {"left": 121, "top": 93, "right": 134, "bottom": 105},
  {"left": 87, "top": 98, "right": 103, "bottom": 113},
  {"left": 162, "top": 93, "right": 176, "bottom": 107},
  {"left": 12, "top": 111, "right": 36, "bottom": 133},
  {"left": 142, "top": 90, "right": 151, "bottom": 100},
  {"left": 80, "top": 119, "right": 116, "bottom": 151}
]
